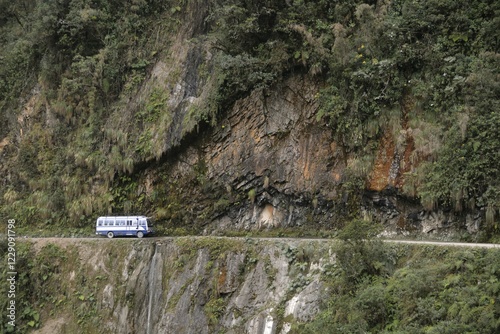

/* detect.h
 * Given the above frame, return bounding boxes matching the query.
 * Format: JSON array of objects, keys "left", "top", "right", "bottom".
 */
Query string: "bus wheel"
[
  {"left": 137, "top": 231, "right": 144, "bottom": 238},
  {"left": 107, "top": 231, "right": 114, "bottom": 239}
]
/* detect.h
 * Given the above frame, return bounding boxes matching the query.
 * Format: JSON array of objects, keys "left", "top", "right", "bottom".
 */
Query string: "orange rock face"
[{"left": 368, "top": 132, "right": 396, "bottom": 192}]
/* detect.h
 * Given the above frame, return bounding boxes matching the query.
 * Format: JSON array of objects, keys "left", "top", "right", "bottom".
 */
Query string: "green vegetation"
[
  {"left": 0, "top": 242, "right": 105, "bottom": 333},
  {"left": 1, "top": 237, "right": 499, "bottom": 333},
  {"left": 205, "top": 0, "right": 500, "bottom": 226},
  {"left": 290, "top": 221, "right": 500, "bottom": 333},
  {"left": 294, "top": 244, "right": 500, "bottom": 333},
  {"left": 0, "top": 0, "right": 185, "bottom": 227},
  {"left": 0, "top": 240, "right": 146, "bottom": 333},
  {"left": 204, "top": 297, "right": 226, "bottom": 326},
  {"left": 0, "top": 0, "right": 498, "bottom": 234}
]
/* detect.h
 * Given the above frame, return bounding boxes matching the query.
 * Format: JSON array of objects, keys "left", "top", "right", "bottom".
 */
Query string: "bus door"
[{"left": 139, "top": 218, "right": 146, "bottom": 232}]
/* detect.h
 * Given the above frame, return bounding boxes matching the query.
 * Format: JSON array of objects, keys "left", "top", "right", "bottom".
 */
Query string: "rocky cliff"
[
  {"left": 26, "top": 238, "right": 332, "bottom": 334},
  {"left": 136, "top": 69, "right": 484, "bottom": 237},
  {"left": 0, "top": 1, "right": 498, "bottom": 238},
  {"left": 9, "top": 237, "right": 500, "bottom": 334},
  {"left": 1, "top": 1, "right": 499, "bottom": 333}
]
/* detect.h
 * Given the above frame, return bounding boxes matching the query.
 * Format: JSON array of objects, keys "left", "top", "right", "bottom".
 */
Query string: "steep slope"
[
  {"left": 2, "top": 238, "right": 500, "bottom": 333},
  {"left": 0, "top": 0, "right": 498, "bottom": 238}
]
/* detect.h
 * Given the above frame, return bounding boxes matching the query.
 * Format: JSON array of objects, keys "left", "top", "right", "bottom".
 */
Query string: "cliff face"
[
  {"left": 134, "top": 67, "right": 480, "bottom": 236},
  {"left": 0, "top": 0, "right": 497, "bottom": 236},
  {"left": 155, "top": 75, "right": 342, "bottom": 231},
  {"left": 1, "top": 1, "right": 500, "bottom": 333},
  {"left": 27, "top": 238, "right": 331, "bottom": 334},
  {"left": 13, "top": 238, "right": 500, "bottom": 334}
]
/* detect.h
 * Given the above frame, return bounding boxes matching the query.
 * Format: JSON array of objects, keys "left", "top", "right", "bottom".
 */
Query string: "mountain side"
[
  {"left": 1, "top": 237, "right": 499, "bottom": 333},
  {"left": 0, "top": 0, "right": 499, "bottom": 239}
]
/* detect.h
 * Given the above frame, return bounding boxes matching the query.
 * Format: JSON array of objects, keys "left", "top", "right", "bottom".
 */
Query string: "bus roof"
[{"left": 97, "top": 216, "right": 148, "bottom": 219}]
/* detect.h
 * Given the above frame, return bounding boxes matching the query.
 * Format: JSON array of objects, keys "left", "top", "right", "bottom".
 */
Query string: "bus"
[{"left": 96, "top": 216, "right": 154, "bottom": 238}]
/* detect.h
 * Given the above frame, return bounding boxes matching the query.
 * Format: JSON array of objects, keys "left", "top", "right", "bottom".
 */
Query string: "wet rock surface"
[
  {"left": 32, "top": 239, "right": 331, "bottom": 334},
  {"left": 150, "top": 70, "right": 481, "bottom": 236}
]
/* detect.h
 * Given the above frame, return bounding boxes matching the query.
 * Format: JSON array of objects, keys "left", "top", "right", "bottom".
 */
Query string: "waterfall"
[{"left": 146, "top": 243, "right": 160, "bottom": 334}]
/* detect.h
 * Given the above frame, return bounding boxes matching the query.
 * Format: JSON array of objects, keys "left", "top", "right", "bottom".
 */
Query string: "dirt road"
[{"left": 20, "top": 236, "right": 500, "bottom": 249}]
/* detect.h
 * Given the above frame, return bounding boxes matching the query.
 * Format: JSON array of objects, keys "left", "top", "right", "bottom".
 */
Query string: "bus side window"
[{"left": 98, "top": 220, "right": 103, "bottom": 226}]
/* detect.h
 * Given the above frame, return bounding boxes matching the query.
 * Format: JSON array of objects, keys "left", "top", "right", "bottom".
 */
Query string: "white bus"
[{"left": 96, "top": 216, "right": 154, "bottom": 238}]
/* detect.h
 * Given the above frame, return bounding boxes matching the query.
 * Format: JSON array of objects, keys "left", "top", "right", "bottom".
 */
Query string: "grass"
[{"left": 1, "top": 233, "right": 499, "bottom": 333}]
